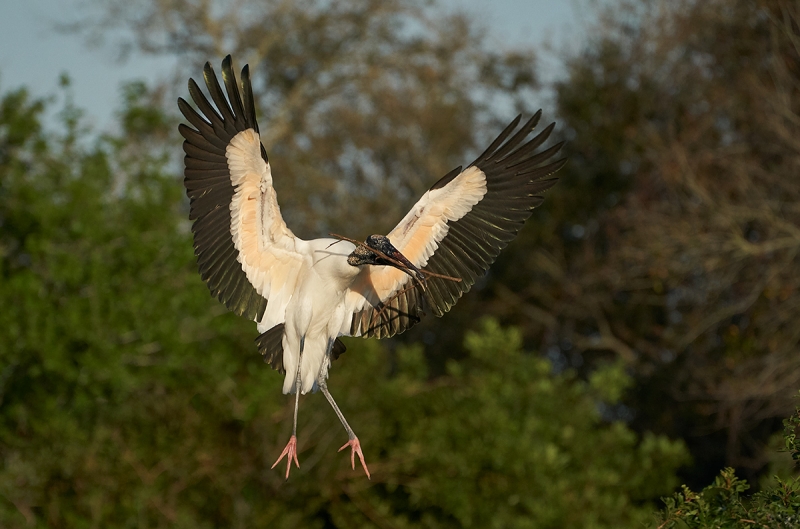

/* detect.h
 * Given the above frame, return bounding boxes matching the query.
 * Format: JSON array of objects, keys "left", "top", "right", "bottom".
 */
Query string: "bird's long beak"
[{"left": 383, "top": 245, "right": 426, "bottom": 283}]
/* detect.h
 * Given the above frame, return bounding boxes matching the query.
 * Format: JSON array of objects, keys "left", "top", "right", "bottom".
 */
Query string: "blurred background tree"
[
  {"left": 1, "top": 0, "right": 799, "bottom": 526},
  {"left": 77, "top": 0, "right": 541, "bottom": 238},
  {"left": 489, "top": 0, "right": 800, "bottom": 487}
]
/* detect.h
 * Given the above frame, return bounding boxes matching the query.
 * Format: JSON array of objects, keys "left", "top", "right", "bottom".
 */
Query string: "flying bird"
[{"left": 178, "top": 56, "right": 566, "bottom": 480}]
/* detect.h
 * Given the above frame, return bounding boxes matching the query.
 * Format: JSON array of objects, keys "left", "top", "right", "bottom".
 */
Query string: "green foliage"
[
  {"left": 655, "top": 469, "right": 800, "bottom": 529},
  {"left": 589, "top": 360, "right": 633, "bottom": 403},
  {"left": 0, "top": 85, "right": 687, "bottom": 525},
  {"left": 785, "top": 402, "right": 800, "bottom": 465},
  {"left": 655, "top": 396, "right": 800, "bottom": 528},
  {"left": 365, "top": 319, "right": 690, "bottom": 528}
]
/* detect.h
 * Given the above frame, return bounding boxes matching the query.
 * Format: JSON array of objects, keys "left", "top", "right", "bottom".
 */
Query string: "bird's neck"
[{"left": 308, "top": 239, "right": 362, "bottom": 289}]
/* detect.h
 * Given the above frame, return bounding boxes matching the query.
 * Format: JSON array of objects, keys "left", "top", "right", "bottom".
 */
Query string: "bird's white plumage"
[
  {"left": 222, "top": 125, "right": 490, "bottom": 393},
  {"left": 225, "top": 128, "right": 365, "bottom": 394},
  {"left": 181, "top": 57, "right": 564, "bottom": 478},
  {"left": 341, "top": 165, "right": 487, "bottom": 332},
  {"left": 279, "top": 238, "right": 360, "bottom": 394},
  {"left": 389, "top": 165, "right": 487, "bottom": 266},
  {"left": 227, "top": 129, "right": 306, "bottom": 330}
]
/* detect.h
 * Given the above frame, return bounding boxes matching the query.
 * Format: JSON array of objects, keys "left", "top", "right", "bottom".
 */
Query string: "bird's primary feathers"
[{"left": 179, "top": 56, "right": 565, "bottom": 478}]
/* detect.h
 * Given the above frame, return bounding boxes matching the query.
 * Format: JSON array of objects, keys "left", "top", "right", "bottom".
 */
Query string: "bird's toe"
[
  {"left": 272, "top": 435, "right": 299, "bottom": 480},
  {"left": 339, "top": 437, "right": 370, "bottom": 479}
]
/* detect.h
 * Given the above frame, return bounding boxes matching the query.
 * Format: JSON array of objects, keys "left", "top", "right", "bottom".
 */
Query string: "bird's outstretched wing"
[
  {"left": 343, "top": 113, "right": 566, "bottom": 339},
  {"left": 179, "top": 56, "right": 306, "bottom": 330}
]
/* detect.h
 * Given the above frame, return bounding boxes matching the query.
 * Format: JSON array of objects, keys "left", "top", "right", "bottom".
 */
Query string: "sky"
[{"left": 0, "top": 1, "right": 586, "bottom": 133}]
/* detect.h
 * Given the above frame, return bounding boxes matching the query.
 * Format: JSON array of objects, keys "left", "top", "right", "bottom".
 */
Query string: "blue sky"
[{"left": 0, "top": 1, "right": 583, "bottom": 132}]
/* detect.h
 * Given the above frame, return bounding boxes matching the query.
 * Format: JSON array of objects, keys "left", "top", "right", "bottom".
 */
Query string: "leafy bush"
[{"left": 655, "top": 403, "right": 800, "bottom": 528}]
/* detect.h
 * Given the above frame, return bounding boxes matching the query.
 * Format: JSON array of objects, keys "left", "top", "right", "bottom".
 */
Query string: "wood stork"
[{"left": 178, "top": 56, "right": 566, "bottom": 480}]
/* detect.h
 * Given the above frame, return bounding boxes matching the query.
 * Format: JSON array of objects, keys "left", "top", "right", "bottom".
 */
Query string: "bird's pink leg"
[
  {"left": 318, "top": 376, "right": 371, "bottom": 479},
  {"left": 273, "top": 336, "right": 304, "bottom": 480}
]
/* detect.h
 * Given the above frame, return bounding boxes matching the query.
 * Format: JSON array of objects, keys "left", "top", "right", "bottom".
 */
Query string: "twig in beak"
[
  {"left": 330, "top": 232, "right": 461, "bottom": 331},
  {"left": 329, "top": 233, "right": 462, "bottom": 285},
  {"left": 330, "top": 232, "right": 427, "bottom": 292}
]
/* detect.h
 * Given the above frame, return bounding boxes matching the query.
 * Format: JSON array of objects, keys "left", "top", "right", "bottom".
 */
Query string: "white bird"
[{"left": 178, "top": 56, "right": 566, "bottom": 480}]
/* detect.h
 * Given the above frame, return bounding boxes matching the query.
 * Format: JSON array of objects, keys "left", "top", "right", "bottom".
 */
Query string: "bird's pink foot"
[
  {"left": 272, "top": 435, "right": 300, "bottom": 480},
  {"left": 339, "top": 437, "right": 371, "bottom": 479}
]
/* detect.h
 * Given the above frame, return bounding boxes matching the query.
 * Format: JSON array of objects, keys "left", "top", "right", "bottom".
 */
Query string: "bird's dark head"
[
  {"left": 347, "top": 234, "right": 425, "bottom": 281},
  {"left": 346, "top": 235, "right": 398, "bottom": 266}
]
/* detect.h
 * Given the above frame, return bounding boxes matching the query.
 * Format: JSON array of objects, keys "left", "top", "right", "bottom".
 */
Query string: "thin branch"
[{"left": 329, "top": 233, "right": 462, "bottom": 283}]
